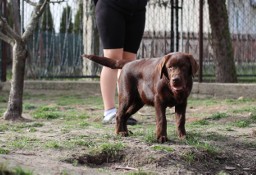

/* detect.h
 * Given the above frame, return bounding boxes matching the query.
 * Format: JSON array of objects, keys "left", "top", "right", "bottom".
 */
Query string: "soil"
[{"left": 0, "top": 90, "right": 256, "bottom": 175}]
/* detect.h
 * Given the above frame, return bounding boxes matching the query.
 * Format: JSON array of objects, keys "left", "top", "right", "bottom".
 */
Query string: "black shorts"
[{"left": 95, "top": 0, "right": 147, "bottom": 54}]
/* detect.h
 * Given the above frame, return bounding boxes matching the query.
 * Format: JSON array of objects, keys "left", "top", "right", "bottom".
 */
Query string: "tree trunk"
[
  {"left": 0, "top": 0, "right": 49, "bottom": 121},
  {"left": 83, "top": 0, "right": 101, "bottom": 76},
  {"left": 3, "top": 41, "right": 27, "bottom": 120},
  {"left": 208, "top": 0, "right": 237, "bottom": 83}
]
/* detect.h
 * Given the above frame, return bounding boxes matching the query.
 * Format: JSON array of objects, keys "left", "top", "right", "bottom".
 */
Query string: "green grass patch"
[
  {"left": 231, "top": 114, "right": 256, "bottom": 128},
  {"left": 1, "top": 122, "right": 44, "bottom": 133},
  {"left": 88, "top": 142, "right": 125, "bottom": 162},
  {"left": 188, "top": 98, "right": 219, "bottom": 106},
  {"left": 185, "top": 133, "right": 219, "bottom": 155},
  {"left": 99, "top": 142, "right": 124, "bottom": 155},
  {"left": 44, "top": 136, "right": 97, "bottom": 150},
  {"left": 33, "top": 106, "right": 63, "bottom": 119},
  {"left": 0, "top": 124, "right": 8, "bottom": 132},
  {"left": 151, "top": 145, "right": 174, "bottom": 153},
  {"left": 182, "top": 150, "right": 196, "bottom": 164},
  {"left": 144, "top": 130, "right": 156, "bottom": 144},
  {"left": 0, "top": 164, "right": 33, "bottom": 175},
  {"left": 0, "top": 109, "right": 4, "bottom": 117},
  {"left": 13, "top": 166, "right": 34, "bottom": 175},
  {"left": 208, "top": 112, "right": 228, "bottom": 120},
  {"left": 56, "top": 95, "right": 85, "bottom": 106},
  {"left": 64, "top": 136, "right": 96, "bottom": 148},
  {"left": 232, "top": 106, "right": 256, "bottom": 114},
  {"left": 7, "top": 136, "right": 39, "bottom": 150},
  {"left": 23, "top": 92, "right": 47, "bottom": 100},
  {"left": 233, "top": 120, "right": 250, "bottom": 128},
  {"left": 44, "top": 140, "right": 62, "bottom": 149},
  {"left": 23, "top": 103, "right": 37, "bottom": 110},
  {"left": 85, "top": 96, "right": 104, "bottom": 108},
  {"left": 191, "top": 119, "right": 209, "bottom": 126},
  {"left": 127, "top": 171, "right": 156, "bottom": 175},
  {"left": 0, "top": 148, "right": 10, "bottom": 154},
  {"left": 0, "top": 95, "right": 7, "bottom": 103},
  {"left": 251, "top": 114, "right": 256, "bottom": 122},
  {"left": 69, "top": 139, "right": 96, "bottom": 147},
  {"left": 62, "top": 112, "right": 90, "bottom": 121}
]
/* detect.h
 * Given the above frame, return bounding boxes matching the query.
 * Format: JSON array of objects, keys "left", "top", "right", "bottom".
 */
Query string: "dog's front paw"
[
  {"left": 116, "top": 131, "right": 129, "bottom": 137},
  {"left": 177, "top": 129, "right": 186, "bottom": 139},
  {"left": 179, "top": 134, "right": 186, "bottom": 140},
  {"left": 157, "top": 135, "right": 168, "bottom": 143}
]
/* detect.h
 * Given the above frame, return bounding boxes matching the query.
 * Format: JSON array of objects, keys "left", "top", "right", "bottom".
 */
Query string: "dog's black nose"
[{"left": 172, "top": 77, "right": 181, "bottom": 83}]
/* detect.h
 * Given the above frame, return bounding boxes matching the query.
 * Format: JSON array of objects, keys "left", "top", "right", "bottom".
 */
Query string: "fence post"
[
  {"left": 198, "top": 0, "right": 203, "bottom": 82},
  {"left": 170, "top": 0, "right": 174, "bottom": 52}
]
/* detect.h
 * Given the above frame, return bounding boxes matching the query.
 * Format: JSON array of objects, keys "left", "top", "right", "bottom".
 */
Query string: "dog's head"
[{"left": 159, "top": 52, "right": 199, "bottom": 94}]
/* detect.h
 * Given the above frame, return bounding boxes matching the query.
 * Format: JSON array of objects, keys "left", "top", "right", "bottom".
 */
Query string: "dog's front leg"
[
  {"left": 175, "top": 103, "right": 187, "bottom": 139},
  {"left": 155, "top": 101, "right": 168, "bottom": 143}
]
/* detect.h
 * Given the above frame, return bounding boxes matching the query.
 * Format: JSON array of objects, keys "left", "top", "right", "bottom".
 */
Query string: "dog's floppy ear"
[
  {"left": 159, "top": 54, "right": 172, "bottom": 79},
  {"left": 188, "top": 55, "right": 199, "bottom": 77}
]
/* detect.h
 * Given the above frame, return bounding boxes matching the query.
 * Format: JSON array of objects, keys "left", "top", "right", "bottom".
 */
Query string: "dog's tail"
[{"left": 82, "top": 54, "right": 133, "bottom": 69}]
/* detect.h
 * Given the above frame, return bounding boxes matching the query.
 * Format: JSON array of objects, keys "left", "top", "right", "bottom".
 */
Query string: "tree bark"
[
  {"left": 3, "top": 41, "right": 27, "bottom": 120},
  {"left": 0, "top": 0, "right": 56, "bottom": 121},
  {"left": 83, "top": 0, "right": 101, "bottom": 76},
  {"left": 208, "top": 0, "right": 237, "bottom": 83}
]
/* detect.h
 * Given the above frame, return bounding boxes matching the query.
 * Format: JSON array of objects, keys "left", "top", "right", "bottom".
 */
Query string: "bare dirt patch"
[{"left": 0, "top": 89, "right": 256, "bottom": 175}]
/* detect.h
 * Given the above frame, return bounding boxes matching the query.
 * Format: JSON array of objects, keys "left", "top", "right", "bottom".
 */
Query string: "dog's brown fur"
[{"left": 83, "top": 52, "right": 198, "bottom": 143}]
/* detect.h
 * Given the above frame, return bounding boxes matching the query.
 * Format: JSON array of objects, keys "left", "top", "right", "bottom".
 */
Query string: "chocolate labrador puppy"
[{"left": 83, "top": 52, "right": 198, "bottom": 143}]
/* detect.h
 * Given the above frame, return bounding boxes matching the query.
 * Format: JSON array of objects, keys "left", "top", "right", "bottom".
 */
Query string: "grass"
[
  {"left": 33, "top": 105, "right": 63, "bottom": 119},
  {"left": 56, "top": 95, "right": 85, "bottom": 106},
  {"left": 0, "top": 148, "right": 10, "bottom": 154},
  {"left": 182, "top": 150, "right": 196, "bottom": 164},
  {"left": 208, "top": 112, "right": 228, "bottom": 120},
  {"left": 232, "top": 106, "right": 256, "bottom": 114},
  {"left": 51, "top": 137, "right": 96, "bottom": 149},
  {"left": 151, "top": 145, "right": 174, "bottom": 153},
  {"left": 1, "top": 90, "right": 256, "bottom": 174},
  {"left": 7, "top": 136, "right": 40, "bottom": 150},
  {"left": 144, "top": 129, "right": 157, "bottom": 144},
  {"left": 88, "top": 142, "right": 125, "bottom": 162},
  {"left": 45, "top": 140, "right": 63, "bottom": 149},
  {"left": 0, "top": 122, "right": 43, "bottom": 133},
  {"left": 127, "top": 171, "right": 156, "bottom": 175},
  {"left": 191, "top": 119, "right": 209, "bottom": 126},
  {"left": 185, "top": 133, "right": 220, "bottom": 155},
  {"left": 99, "top": 142, "right": 125, "bottom": 155},
  {"left": 0, "top": 164, "right": 33, "bottom": 175}
]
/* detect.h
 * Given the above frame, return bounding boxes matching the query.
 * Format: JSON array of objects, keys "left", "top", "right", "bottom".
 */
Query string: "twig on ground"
[{"left": 113, "top": 166, "right": 138, "bottom": 171}]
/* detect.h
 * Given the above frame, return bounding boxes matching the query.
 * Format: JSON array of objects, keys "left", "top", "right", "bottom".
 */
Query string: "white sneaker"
[
  {"left": 102, "top": 108, "right": 116, "bottom": 124},
  {"left": 102, "top": 113, "right": 116, "bottom": 124}
]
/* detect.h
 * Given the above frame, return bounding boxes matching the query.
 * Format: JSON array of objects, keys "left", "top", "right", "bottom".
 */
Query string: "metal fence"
[{"left": 1, "top": 0, "right": 256, "bottom": 81}]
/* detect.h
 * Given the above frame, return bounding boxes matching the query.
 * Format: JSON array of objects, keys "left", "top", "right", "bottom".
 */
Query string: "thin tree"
[
  {"left": 83, "top": 0, "right": 100, "bottom": 76},
  {"left": 73, "top": 2, "right": 83, "bottom": 34},
  {"left": 0, "top": 0, "right": 64, "bottom": 121},
  {"left": 208, "top": 0, "right": 237, "bottom": 82},
  {"left": 60, "top": 5, "right": 73, "bottom": 33},
  {"left": 41, "top": 3, "right": 55, "bottom": 32}
]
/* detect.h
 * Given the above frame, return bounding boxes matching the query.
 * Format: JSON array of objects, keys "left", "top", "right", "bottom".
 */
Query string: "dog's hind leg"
[
  {"left": 115, "top": 103, "right": 129, "bottom": 137},
  {"left": 115, "top": 99, "right": 143, "bottom": 137}
]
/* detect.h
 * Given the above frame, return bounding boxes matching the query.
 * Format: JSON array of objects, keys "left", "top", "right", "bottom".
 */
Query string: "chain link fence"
[{"left": 1, "top": 0, "right": 256, "bottom": 81}]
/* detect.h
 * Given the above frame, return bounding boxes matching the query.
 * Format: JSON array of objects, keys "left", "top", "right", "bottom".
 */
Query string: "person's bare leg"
[
  {"left": 101, "top": 48, "right": 123, "bottom": 123},
  {"left": 117, "top": 51, "right": 137, "bottom": 84}
]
